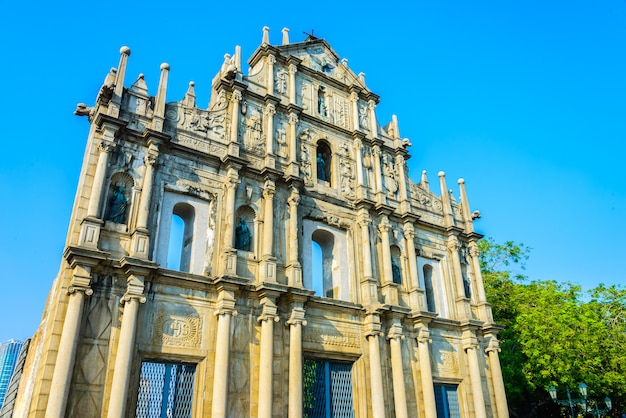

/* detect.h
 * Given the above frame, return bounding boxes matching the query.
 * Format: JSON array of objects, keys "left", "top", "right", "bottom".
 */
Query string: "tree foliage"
[{"left": 479, "top": 238, "right": 626, "bottom": 417}]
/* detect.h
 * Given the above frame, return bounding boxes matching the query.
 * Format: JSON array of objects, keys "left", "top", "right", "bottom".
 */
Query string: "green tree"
[{"left": 479, "top": 238, "right": 626, "bottom": 417}]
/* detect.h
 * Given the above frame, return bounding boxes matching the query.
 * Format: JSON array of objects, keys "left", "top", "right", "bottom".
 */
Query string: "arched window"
[
  {"left": 423, "top": 264, "right": 436, "bottom": 312},
  {"left": 169, "top": 203, "right": 195, "bottom": 272},
  {"left": 312, "top": 229, "right": 334, "bottom": 298},
  {"left": 391, "top": 246, "right": 402, "bottom": 284},
  {"left": 316, "top": 141, "right": 332, "bottom": 184}
]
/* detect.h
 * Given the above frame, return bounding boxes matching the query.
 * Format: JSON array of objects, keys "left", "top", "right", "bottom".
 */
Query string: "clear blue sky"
[{"left": 1, "top": 1, "right": 624, "bottom": 342}]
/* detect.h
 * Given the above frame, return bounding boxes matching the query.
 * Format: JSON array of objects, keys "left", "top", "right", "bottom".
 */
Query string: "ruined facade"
[{"left": 11, "top": 28, "right": 509, "bottom": 418}]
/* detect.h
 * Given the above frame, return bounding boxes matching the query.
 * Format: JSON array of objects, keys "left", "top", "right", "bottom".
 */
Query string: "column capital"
[
  {"left": 287, "top": 306, "right": 307, "bottom": 327},
  {"left": 288, "top": 63, "right": 298, "bottom": 74},
  {"left": 288, "top": 113, "right": 299, "bottom": 124},
  {"left": 447, "top": 235, "right": 461, "bottom": 252},
  {"left": 98, "top": 140, "right": 116, "bottom": 154},
  {"left": 264, "top": 102, "right": 276, "bottom": 115},
  {"left": 402, "top": 222, "right": 416, "bottom": 239},
  {"left": 364, "top": 314, "right": 383, "bottom": 338},
  {"left": 463, "top": 336, "right": 480, "bottom": 352},
  {"left": 372, "top": 144, "right": 381, "bottom": 155},
  {"left": 387, "top": 323, "right": 405, "bottom": 341},
  {"left": 267, "top": 54, "right": 276, "bottom": 65},
  {"left": 121, "top": 274, "right": 146, "bottom": 305},
  {"left": 378, "top": 215, "right": 391, "bottom": 233},
  {"left": 469, "top": 242, "right": 481, "bottom": 258},
  {"left": 417, "top": 328, "right": 432, "bottom": 344},
  {"left": 350, "top": 91, "right": 359, "bottom": 102},
  {"left": 485, "top": 337, "right": 501, "bottom": 354},
  {"left": 231, "top": 90, "right": 243, "bottom": 102},
  {"left": 368, "top": 99, "right": 376, "bottom": 110},
  {"left": 288, "top": 188, "right": 300, "bottom": 206},
  {"left": 263, "top": 179, "right": 276, "bottom": 198}
]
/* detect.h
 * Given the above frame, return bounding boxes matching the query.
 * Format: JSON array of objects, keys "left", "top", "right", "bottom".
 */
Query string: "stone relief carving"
[
  {"left": 303, "top": 327, "right": 360, "bottom": 349},
  {"left": 244, "top": 112, "right": 265, "bottom": 155},
  {"left": 300, "top": 142, "right": 312, "bottom": 183},
  {"left": 275, "top": 68, "right": 288, "bottom": 94},
  {"left": 363, "top": 147, "right": 374, "bottom": 189},
  {"left": 340, "top": 158, "right": 355, "bottom": 199},
  {"left": 276, "top": 125, "right": 288, "bottom": 158},
  {"left": 332, "top": 97, "right": 349, "bottom": 129},
  {"left": 153, "top": 312, "right": 202, "bottom": 348},
  {"left": 358, "top": 105, "right": 369, "bottom": 130},
  {"left": 382, "top": 153, "right": 398, "bottom": 197}
]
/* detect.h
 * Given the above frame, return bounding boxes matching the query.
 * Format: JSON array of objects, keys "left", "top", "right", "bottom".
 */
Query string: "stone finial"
[
  {"left": 358, "top": 72, "right": 366, "bottom": 84},
  {"left": 458, "top": 178, "right": 475, "bottom": 232},
  {"left": 234, "top": 45, "right": 242, "bottom": 72},
  {"left": 262, "top": 26, "right": 270, "bottom": 45},
  {"left": 183, "top": 81, "right": 196, "bottom": 107},
  {"left": 114, "top": 46, "right": 131, "bottom": 99},
  {"left": 152, "top": 62, "right": 170, "bottom": 131},
  {"left": 282, "top": 27, "right": 290, "bottom": 45},
  {"left": 421, "top": 170, "right": 430, "bottom": 191},
  {"left": 391, "top": 114, "right": 400, "bottom": 139},
  {"left": 438, "top": 172, "right": 455, "bottom": 227}
]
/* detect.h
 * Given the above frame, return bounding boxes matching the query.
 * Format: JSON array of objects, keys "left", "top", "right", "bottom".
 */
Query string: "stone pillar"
[
  {"left": 264, "top": 103, "right": 276, "bottom": 168},
  {"left": 212, "top": 286, "right": 237, "bottom": 418},
  {"left": 368, "top": 100, "right": 378, "bottom": 138},
  {"left": 222, "top": 169, "right": 239, "bottom": 275},
  {"left": 486, "top": 336, "right": 509, "bottom": 418},
  {"left": 267, "top": 55, "right": 276, "bottom": 96},
  {"left": 260, "top": 180, "right": 277, "bottom": 283},
  {"left": 87, "top": 137, "right": 116, "bottom": 218},
  {"left": 288, "top": 64, "right": 297, "bottom": 105},
  {"left": 365, "top": 316, "right": 385, "bottom": 418},
  {"left": 287, "top": 113, "right": 299, "bottom": 178},
  {"left": 132, "top": 143, "right": 159, "bottom": 258},
  {"left": 108, "top": 46, "right": 130, "bottom": 118},
  {"left": 257, "top": 294, "right": 279, "bottom": 418},
  {"left": 378, "top": 216, "right": 393, "bottom": 284},
  {"left": 287, "top": 304, "right": 307, "bottom": 418},
  {"left": 350, "top": 92, "right": 360, "bottom": 131},
  {"left": 358, "top": 211, "right": 377, "bottom": 305},
  {"left": 447, "top": 235, "right": 470, "bottom": 320},
  {"left": 464, "top": 334, "right": 487, "bottom": 418},
  {"left": 395, "top": 154, "right": 410, "bottom": 213},
  {"left": 228, "top": 90, "right": 243, "bottom": 156},
  {"left": 286, "top": 188, "right": 302, "bottom": 287},
  {"left": 353, "top": 138, "right": 366, "bottom": 199},
  {"left": 106, "top": 275, "right": 146, "bottom": 418},
  {"left": 45, "top": 266, "right": 93, "bottom": 418},
  {"left": 468, "top": 241, "right": 487, "bottom": 303},
  {"left": 372, "top": 145, "right": 385, "bottom": 205},
  {"left": 403, "top": 223, "right": 425, "bottom": 311},
  {"left": 416, "top": 325, "right": 437, "bottom": 418},
  {"left": 387, "top": 322, "right": 408, "bottom": 418}
]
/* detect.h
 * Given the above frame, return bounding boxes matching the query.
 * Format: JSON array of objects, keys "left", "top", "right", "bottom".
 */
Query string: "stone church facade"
[{"left": 11, "top": 28, "right": 509, "bottom": 418}]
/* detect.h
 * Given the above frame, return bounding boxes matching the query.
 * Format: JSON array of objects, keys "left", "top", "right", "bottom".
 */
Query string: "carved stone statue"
[
  {"left": 317, "top": 153, "right": 328, "bottom": 182},
  {"left": 391, "top": 258, "right": 401, "bottom": 284},
  {"left": 235, "top": 217, "right": 251, "bottom": 251},
  {"left": 106, "top": 184, "right": 128, "bottom": 224}
]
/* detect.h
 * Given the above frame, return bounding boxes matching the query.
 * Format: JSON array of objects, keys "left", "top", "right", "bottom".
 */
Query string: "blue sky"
[{"left": 0, "top": 1, "right": 624, "bottom": 342}]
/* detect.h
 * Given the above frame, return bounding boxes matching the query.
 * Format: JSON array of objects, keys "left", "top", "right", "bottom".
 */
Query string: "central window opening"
[
  {"left": 303, "top": 359, "right": 354, "bottom": 418},
  {"left": 135, "top": 361, "right": 196, "bottom": 418},
  {"left": 311, "top": 230, "right": 335, "bottom": 298}
]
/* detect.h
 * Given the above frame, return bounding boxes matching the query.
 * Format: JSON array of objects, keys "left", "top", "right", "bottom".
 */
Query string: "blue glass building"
[{"left": 0, "top": 340, "right": 23, "bottom": 409}]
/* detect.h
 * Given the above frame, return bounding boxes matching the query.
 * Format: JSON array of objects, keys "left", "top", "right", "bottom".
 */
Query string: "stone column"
[
  {"left": 486, "top": 336, "right": 509, "bottom": 418},
  {"left": 365, "top": 316, "right": 385, "bottom": 418},
  {"left": 107, "top": 275, "right": 146, "bottom": 418},
  {"left": 403, "top": 223, "right": 424, "bottom": 311},
  {"left": 260, "top": 180, "right": 277, "bottom": 283},
  {"left": 287, "top": 304, "right": 307, "bottom": 418},
  {"left": 468, "top": 242, "right": 486, "bottom": 303},
  {"left": 287, "top": 113, "right": 299, "bottom": 178},
  {"left": 378, "top": 216, "right": 393, "bottom": 284},
  {"left": 372, "top": 145, "right": 385, "bottom": 205},
  {"left": 358, "top": 211, "right": 377, "bottom": 305},
  {"left": 387, "top": 322, "right": 408, "bottom": 418},
  {"left": 447, "top": 235, "right": 470, "bottom": 320},
  {"left": 288, "top": 64, "right": 297, "bottom": 105},
  {"left": 132, "top": 144, "right": 159, "bottom": 258},
  {"left": 395, "top": 154, "right": 410, "bottom": 213},
  {"left": 212, "top": 286, "right": 237, "bottom": 418},
  {"left": 87, "top": 137, "right": 116, "bottom": 218},
  {"left": 266, "top": 55, "right": 276, "bottom": 96},
  {"left": 264, "top": 103, "right": 276, "bottom": 168},
  {"left": 350, "top": 92, "right": 360, "bottom": 131},
  {"left": 228, "top": 90, "right": 242, "bottom": 156},
  {"left": 464, "top": 334, "right": 487, "bottom": 418},
  {"left": 416, "top": 325, "right": 437, "bottom": 418},
  {"left": 222, "top": 169, "right": 239, "bottom": 275},
  {"left": 286, "top": 188, "right": 302, "bottom": 287},
  {"left": 353, "top": 138, "right": 366, "bottom": 199},
  {"left": 45, "top": 266, "right": 93, "bottom": 418},
  {"left": 368, "top": 100, "right": 378, "bottom": 138},
  {"left": 257, "top": 294, "right": 279, "bottom": 418}
]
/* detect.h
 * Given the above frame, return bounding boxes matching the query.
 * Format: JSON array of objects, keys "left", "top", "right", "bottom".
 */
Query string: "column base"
[
  {"left": 223, "top": 248, "right": 238, "bottom": 276},
  {"left": 381, "top": 282, "right": 399, "bottom": 306}
]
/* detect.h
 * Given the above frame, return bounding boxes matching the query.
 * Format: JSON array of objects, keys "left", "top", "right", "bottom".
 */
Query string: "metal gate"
[
  {"left": 135, "top": 361, "right": 196, "bottom": 418},
  {"left": 303, "top": 359, "right": 355, "bottom": 418}
]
